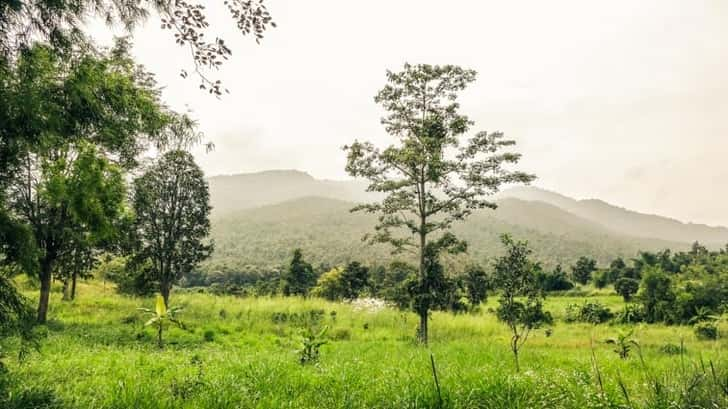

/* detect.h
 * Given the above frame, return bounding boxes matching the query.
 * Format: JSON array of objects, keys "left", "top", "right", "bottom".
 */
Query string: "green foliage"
[
  {"left": 282, "top": 249, "right": 317, "bottom": 297},
  {"left": 615, "top": 277, "right": 640, "bottom": 302},
  {"left": 536, "top": 264, "right": 575, "bottom": 292},
  {"left": 137, "top": 295, "right": 184, "bottom": 348},
  {"left": 606, "top": 329, "right": 639, "bottom": 359},
  {"left": 564, "top": 301, "right": 614, "bottom": 324},
  {"left": 0, "top": 0, "right": 274, "bottom": 95},
  {"left": 694, "top": 322, "right": 719, "bottom": 340},
  {"left": 614, "top": 304, "right": 645, "bottom": 324},
  {"left": 639, "top": 267, "right": 676, "bottom": 324},
  {"left": 313, "top": 262, "right": 370, "bottom": 301},
  {"left": 493, "top": 234, "right": 552, "bottom": 371},
  {"left": 132, "top": 150, "right": 213, "bottom": 307},
  {"left": 344, "top": 63, "right": 534, "bottom": 343},
  {"left": 298, "top": 326, "right": 328, "bottom": 365},
  {"left": 571, "top": 256, "right": 597, "bottom": 285},
  {"left": 462, "top": 264, "right": 489, "bottom": 306}
]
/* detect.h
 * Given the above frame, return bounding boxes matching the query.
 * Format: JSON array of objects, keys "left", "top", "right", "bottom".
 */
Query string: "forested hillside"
[
  {"left": 201, "top": 170, "right": 721, "bottom": 274},
  {"left": 204, "top": 195, "right": 686, "bottom": 273},
  {"left": 500, "top": 186, "right": 728, "bottom": 245}
]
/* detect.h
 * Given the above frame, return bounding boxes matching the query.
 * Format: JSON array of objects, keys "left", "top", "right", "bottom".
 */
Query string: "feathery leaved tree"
[
  {"left": 344, "top": 64, "right": 534, "bottom": 343},
  {"left": 132, "top": 150, "right": 213, "bottom": 307},
  {"left": 0, "top": 0, "right": 275, "bottom": 95}
]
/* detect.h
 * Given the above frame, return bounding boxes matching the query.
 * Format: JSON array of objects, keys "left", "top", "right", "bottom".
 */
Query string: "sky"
[{"left": 90, "top": 0, "right": 728, "bottom": 227}]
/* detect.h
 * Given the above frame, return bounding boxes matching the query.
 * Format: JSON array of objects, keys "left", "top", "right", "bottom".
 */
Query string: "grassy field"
[{"left": 4, "top": 280, "right": 728, "bottom": 409}]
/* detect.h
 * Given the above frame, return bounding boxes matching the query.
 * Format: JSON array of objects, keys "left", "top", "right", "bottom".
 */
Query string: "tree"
[
  {"left": 614, "top": 277, "right": 639, "bottom": 302},
  {"left": 493, "top": 234, "right": 552, "bottom": 372},
  {"left": 0, "top": 0, "right": 275, "bottom": 95},
  {"left": 3, "top": 43, "right": 173, "bottom": 323},
  {"left": 536, "top": 264, "right": 574, "bottom": 292},
  {"left": 340, "top": 261, "right": 370, "bottom": 300},
  {"left": 463, "top": 264, "right": 489, "bottom": 307},
  {"left": 606, "top": 257, "right": 627, "bottom": 283},
  {"left": 344, "top": 64, "right": 534, "bottom": 343},
  {"left": 639, "top": 266, "right": 676, "bottom": 323},
  {"left": 313, "top": 267, "right": 346, "bottom": 301},
  {"left": 131, "top": 150, "right": 213, "bottom": 307},
  {"left": 571, "top": 256, "right": 597, "bottom": 285},
  {"left": 283, "top": 249, "right": 316, "bottom": 297}
]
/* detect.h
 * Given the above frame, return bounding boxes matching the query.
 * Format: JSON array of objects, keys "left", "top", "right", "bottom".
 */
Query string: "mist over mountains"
[{"left": 204, "top": 170, "right": 728, "bottom": 271}]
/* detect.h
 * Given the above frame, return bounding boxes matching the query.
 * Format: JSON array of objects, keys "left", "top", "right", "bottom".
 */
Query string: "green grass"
[{"left": 4, "top": 280, "right": 728, "bottom": 408}]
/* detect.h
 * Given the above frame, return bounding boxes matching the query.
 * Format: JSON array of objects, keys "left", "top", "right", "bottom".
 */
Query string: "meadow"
[{"left": 4, "top": 280, "right": 727, "bottom": 409}]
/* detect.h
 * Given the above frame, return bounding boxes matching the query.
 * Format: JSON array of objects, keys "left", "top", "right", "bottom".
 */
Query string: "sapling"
[
  {"left": 606, "top": 329, "right": 639, "bottom": 359},
  {"left": 138, "top": 295, "right": 184, "bottom": 348},
  {"left": 298, "top": 326, "right": 328, "bottom": 365},
  {"left": 493, "top": 234, "right": 552, "bottom": 372}
]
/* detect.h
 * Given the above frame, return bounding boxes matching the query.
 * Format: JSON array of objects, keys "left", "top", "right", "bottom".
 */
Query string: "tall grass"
[{"left": 3, "top": 280, "right": 726, "bottom": 408}]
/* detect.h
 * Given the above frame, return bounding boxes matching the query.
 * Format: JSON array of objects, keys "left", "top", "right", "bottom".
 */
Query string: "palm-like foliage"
[
  {"left": 606, "top": 329, "right": 639, "bottom": 359},
  {"left": 138, "top": 295, "right": 184, "bottom": 348}
]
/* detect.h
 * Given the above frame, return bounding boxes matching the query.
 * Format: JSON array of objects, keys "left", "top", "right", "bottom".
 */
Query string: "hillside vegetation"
[{"left": 205, "top": 195, "right": 685, "bottom": 273}]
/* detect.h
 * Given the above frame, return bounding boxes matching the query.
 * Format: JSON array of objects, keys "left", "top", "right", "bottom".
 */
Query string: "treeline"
[{"left": 104, "top": 240, "right": 728, "bottom": 329}]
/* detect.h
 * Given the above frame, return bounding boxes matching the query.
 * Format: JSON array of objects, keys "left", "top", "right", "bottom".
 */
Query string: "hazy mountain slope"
[
  {"left": 205, "top": 196, "right": 685, "bottom": 273},
  {"left": 500, "top": 186, "right": 728, "bottom": 245},
  {"left": 208, "top": 170, "right": 372, "bottom": 214}
]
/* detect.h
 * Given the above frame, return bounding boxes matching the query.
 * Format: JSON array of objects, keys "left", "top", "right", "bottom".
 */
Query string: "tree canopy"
[{"left": 344, "top": 63, "right": 534, "bottom": 343}]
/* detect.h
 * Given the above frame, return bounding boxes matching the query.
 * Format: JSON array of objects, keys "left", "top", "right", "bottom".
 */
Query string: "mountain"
[
  {"left": 208, "top": 170, "right": 372, "bottom": 215},
  {"left": 202, "top": 169, "right": 725, "bottom": 272},
  {"left": 499, "top": 186, "right": 728, "bottom": 245}
]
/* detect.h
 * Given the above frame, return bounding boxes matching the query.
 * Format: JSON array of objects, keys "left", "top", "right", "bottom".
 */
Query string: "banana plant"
[
  {"left": 138, "top": 295, "right": 184, "bottom": 348},
  {"left": 606, "top": 329, "right": 639, "bottom": 359},
  {"left": 298, "top": 325, "right": 328, "bottom": 365}
]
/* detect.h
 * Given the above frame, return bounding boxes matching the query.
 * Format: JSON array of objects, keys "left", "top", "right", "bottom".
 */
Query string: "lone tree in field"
[
  {"left": 571, "top": 256, "right": 597, "bottom": 285},
  {"left": 344, "top": 63, "right": 535, "bottom": 343},
  {"left": 282, "top": 248, "right": 316, "bottom": 297},
  {"left": 494, "top": 234, "right": 552, "bottom": 372},
  {"left": 132, "top": 150, "right": 213, "bottom": 307}
]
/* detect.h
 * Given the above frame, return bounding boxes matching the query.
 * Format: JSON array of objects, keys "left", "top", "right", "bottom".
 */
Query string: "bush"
[
  {"left": 694, "top": 322, "right": 718, "bottom": 340},
  {"left": 536, "top": 265, "right": 574, "bottom": 292},
  {"left": 564, "top": 301, "right": 613, "bottom": 324},
  {"left": 614, "top": 277, "right": 639, "bottom": 302},
  {"left": 659, "top": 343, "right": 684, "bottom": 355},
  {"left": 202, "top": 329, "right": 215, "bottom": 342},
  {"left": 614, "top": 304, "right": 645, "bottom": 324},
  {"left": 329, "top": 328, "right": 351, "bottom": 341}
]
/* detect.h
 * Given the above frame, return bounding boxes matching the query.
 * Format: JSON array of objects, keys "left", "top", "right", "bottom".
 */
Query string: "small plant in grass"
[
  {"left": 493, "top": 234, "right": 553, "bottom": 372},
  {"left": 298, "top": 326, "right": 328, "bottom": 365},
  {"left": 694, "top": 321, "right": 718, "bottom": 340},
  {"left": 138, "top": 295, "right": 184, "bottom": 348},
  {"left": 659, "top": 343, "right": 683, "bottom": 355},
  {"left": 606, "top": 329, "right": 639, "bottom": 359}
]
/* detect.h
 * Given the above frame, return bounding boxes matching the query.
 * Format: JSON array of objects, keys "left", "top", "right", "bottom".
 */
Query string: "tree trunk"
[
  {"left": 417, "top": 227, "right": 428, "bottom": 344},
  {"left": 70, "top": 271, "right": 77, "bottom": 300},
  {"left": 157, "top": 323, "right": 163, "bottom": 349},
  {"left": 62, "top": 279, "right": 70, "bottom": 301},
  {"left": 37, "top": 259, "right": 53, "bottom": 323},
  {"left": 160, "top": 281, "right": 171, "bottom": 308},
  {"left": 511, "top": 335, "right": 520, "bottom": 372}
]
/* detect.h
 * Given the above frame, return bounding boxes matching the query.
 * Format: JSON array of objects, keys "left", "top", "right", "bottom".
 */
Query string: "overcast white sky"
[{"left": 92, "top": 0, "right": 728, "bottom": 226}]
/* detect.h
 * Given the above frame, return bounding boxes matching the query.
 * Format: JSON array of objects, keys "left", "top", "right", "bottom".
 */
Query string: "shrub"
[
  {"left": 659, "top": 343, "right": 684, "bottom": 355},
  {"left": 614, "top": 304, "right": 645, "bottom": 324},
  {"left": 614, "top": 277, "right": 639, "bottom": 302},
  {"left": 564, "top": 301, "right": 613, "bottom": 324},
  {"left": 329, "top": 328, "right": 351, "bottom": 341},
  {"left": 536, "top": 265, "right": 574, "bottom": 292},
  {"left": 694, "top": 322, "right": 718, "bottom": 340},
  {"left": 298, "top": 326, "right": 328, "bottom": 365},
  {"left": 203, "top": 329, "right": 215, "bottom": 342}
]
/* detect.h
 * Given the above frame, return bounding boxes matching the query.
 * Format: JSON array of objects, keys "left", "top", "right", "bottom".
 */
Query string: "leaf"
[
  {"left": 144, "top": 317, "right": 159, "bottom": 327},
  {"left": 155, "top": 295, "right": 167, "bottom": 316}
]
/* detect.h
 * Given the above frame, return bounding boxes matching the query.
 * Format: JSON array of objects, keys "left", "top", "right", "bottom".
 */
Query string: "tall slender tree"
[{"left": 344, "top": 64, "right": 535, "bottom": 343}]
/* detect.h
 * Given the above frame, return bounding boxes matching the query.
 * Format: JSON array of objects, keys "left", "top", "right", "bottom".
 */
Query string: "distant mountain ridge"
[
  {"left": 498, "top": 186, "right": 728, "bottom": 245},
  {"left": 206, "top": 170, "right": 728, "bottom": 250}
]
